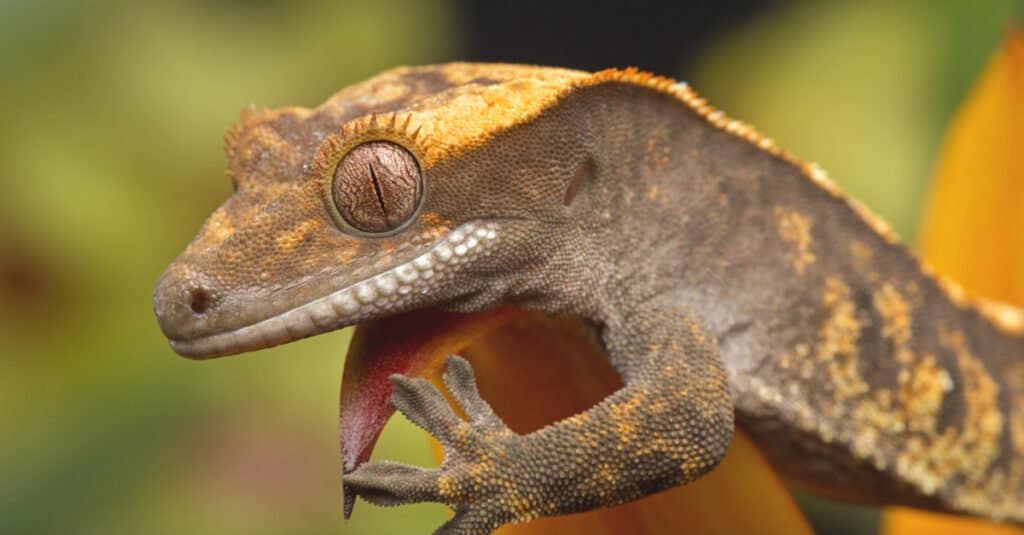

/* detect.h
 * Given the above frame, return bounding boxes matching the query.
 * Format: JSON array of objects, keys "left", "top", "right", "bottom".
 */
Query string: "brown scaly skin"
[{"left": 153, "top": 63, "right": 1024, "bottom": 533}]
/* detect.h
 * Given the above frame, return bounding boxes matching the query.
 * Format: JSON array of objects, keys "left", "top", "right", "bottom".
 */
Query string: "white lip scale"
[{"left": 171, "top": 222, "right": 499, "bottom": 358}]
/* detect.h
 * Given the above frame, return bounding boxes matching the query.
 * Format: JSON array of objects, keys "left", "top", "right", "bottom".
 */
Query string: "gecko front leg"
[{"left": 344, "top": 302, "right": 735, "bottom": 534}]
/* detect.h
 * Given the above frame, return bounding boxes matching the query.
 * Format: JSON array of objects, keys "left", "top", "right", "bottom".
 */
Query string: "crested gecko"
[{"left": 153, "top": 63, "right": 1024, "bottom": 534}]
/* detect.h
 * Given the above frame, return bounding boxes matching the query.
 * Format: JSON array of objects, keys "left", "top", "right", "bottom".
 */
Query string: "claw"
[{"left": 342, "top": 482, "right": 356, "bottom": 520}]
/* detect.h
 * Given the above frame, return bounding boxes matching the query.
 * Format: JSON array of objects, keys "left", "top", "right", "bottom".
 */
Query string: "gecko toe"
[
  {"left": 353, "top": 358, "right": 520, "bottom": 532},
  {"left": 344, "top": 461, "right": 441, "bottom": 506},
  {"left": 389, "top": 374, "right": 465, "bottom": 446},
  {"left": 442, "top": 356, "right": 503, "bottom": 428}
]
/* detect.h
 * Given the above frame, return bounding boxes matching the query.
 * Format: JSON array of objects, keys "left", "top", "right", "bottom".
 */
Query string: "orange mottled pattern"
[{"left": 885, "top": 28, "right": 1024, "bottom": 535}]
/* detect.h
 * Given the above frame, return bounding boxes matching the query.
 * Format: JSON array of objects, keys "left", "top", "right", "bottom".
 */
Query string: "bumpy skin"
[{"left": 153, "top": 63, "right": 1024, "bottom": 533}]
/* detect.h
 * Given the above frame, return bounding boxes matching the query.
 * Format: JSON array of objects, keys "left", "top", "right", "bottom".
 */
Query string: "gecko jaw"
[{"left": 168, "top": 222, "right": 500, "bottom": 359}]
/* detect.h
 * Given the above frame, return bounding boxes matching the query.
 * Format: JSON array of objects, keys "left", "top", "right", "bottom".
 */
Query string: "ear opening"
[{"left": 563, "top": 156, "right": 594, "bottom": 206}]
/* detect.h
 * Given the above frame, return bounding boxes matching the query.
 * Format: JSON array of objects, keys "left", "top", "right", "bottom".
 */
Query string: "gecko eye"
[{"left": 331, "top": 141, "right": 423, "bottom": 234}]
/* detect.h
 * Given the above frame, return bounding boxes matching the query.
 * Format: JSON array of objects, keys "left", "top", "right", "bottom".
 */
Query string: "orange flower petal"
[{"left": 917, "top": 26, "right": 1024, "bottom": 303}]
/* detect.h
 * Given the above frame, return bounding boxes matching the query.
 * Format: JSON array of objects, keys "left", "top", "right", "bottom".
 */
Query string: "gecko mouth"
[{"left": 168, "top": 222, "right": 500, "bottom": 359}]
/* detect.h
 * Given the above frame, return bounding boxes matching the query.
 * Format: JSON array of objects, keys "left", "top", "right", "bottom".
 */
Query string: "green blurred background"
[{"left": 1, "top": 1, "right": 1020, "bottom": 533}]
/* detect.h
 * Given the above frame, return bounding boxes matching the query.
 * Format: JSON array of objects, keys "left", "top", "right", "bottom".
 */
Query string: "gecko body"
[{"left": 153, "top": 64, "right": 1024, "bottom": 533}]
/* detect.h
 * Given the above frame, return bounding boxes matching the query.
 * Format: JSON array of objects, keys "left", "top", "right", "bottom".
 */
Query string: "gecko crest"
[
  {"left": 310, "top": 112, "right": 431, "bottom": 184},
  {"left": 310, "top": 112, "right": 430, "bottom": 236},
  {"left": 582, "top": 68, "right": 1021, "bottom": 336},
  {"left": 223, "top": 103, "right": 314, "bottom": 162}
]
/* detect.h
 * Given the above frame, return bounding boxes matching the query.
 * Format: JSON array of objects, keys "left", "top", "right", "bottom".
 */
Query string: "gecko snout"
[{"left": 152, "top": 266, "right": 223, "bottom": 346}]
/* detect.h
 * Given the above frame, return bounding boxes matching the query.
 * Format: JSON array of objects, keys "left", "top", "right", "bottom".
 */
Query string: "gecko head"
[{"left": 154, "top": 63, "right": 595, "bottom": 359}]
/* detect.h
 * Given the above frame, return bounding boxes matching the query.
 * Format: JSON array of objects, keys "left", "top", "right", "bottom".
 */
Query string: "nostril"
[{"left": 189, "top": 288, "right": 211, "bottom": 315}]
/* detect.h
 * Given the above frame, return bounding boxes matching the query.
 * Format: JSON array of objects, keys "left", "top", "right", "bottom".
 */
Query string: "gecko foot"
[{"left": 345, "top": 356, "right": 525, "bottom": 535}]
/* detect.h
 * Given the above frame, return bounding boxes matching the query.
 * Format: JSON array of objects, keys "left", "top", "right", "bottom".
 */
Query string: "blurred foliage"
[
  {"left": 0, "top": 1, "right": 1019, "bottom": 534},
  {"left": 1, "top": 1, "right": 459, "bottom": 533}
]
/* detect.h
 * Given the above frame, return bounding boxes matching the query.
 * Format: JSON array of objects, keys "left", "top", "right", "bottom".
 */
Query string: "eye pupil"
[{"left": 331, "top": 141, "right": 422, "bottom": 233}]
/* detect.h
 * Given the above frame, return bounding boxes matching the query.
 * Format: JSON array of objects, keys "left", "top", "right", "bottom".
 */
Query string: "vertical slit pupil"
[
  {"left": 331, "top": 141, "right": 423, "bottom": 233},
  {"left": 367, "top": 162, "right": 388, "bottom": 219}
]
